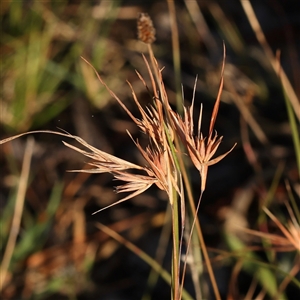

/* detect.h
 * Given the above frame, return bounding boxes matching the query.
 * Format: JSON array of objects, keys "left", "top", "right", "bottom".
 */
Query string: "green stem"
[{"left": 171, "top": 187, "right": 180, "bottom": 300}]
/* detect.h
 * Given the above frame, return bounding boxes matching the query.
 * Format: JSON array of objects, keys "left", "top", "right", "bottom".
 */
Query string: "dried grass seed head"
[
  {"left": 169, "top": 74, "right": 236, "bottom": 192},
  {"left": 137, "top": 13, "right": 156, "bottom": 44}
]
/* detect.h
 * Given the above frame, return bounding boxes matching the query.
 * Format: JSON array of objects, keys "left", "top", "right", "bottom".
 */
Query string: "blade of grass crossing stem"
[{"left": 95, "top": 223, "right": 194, "bottom": 300}]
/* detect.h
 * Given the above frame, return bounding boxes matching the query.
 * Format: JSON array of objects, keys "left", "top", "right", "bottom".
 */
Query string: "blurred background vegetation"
[{"left": 1, "top": 0, "right": 299, "bottom": 299}]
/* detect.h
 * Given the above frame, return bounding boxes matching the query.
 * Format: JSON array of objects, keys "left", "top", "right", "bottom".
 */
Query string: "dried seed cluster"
[
  {"left": 0, "top": 20, "right": 235, "bottom": 214},
  {"left": 137, "top": 13, "right": 156, "bottom": 44}
]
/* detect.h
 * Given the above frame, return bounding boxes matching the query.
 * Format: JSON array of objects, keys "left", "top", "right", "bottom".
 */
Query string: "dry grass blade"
[
  {"left": 240, "top": 0, "right": 300, "bottom": 120},
  {"left": 263, "top": 207, "right": 300, "bottom": 251},
  {"left": 80, "top": 56, "right": 138, "bottom": 122},
  {"left": 62, "top": 141, "right": 142, "bottom": 173},
  {"left": 225, "top": 78, "right": 268, "bottom": 145},
  {"left": 0, "top": 138, "right": 34, "bottom": 291},
  {"left": 234, "top": 227, "right": 296, "bottom": 252},
  {"left": 209, "top": 43, "right": 226, "bottom": 136},
  {"left": 140, "top": 54, "right": 159, "bottom": 101},
  {"left": 234, "top": 202, "right": 300, "bottom": 252},
  {"left": 0, "top": 130, "right": 73, "bottom": 145},
  {"left": 278, "top": 261, "right": 300, "bottom": 296},
  {"left": 92, "top": 176, "right": 154, "bottom": 215},
  {"left": 184, "top": 0, "right": 218, "bottom": 56},
  {"left": 126, "top": 80, "right": 164, "bottom": 148}
]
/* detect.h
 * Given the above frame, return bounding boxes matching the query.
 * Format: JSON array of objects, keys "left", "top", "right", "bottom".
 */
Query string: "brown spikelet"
[{"left": 137, "top": 13, "right": 156, "bottom": 44}]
